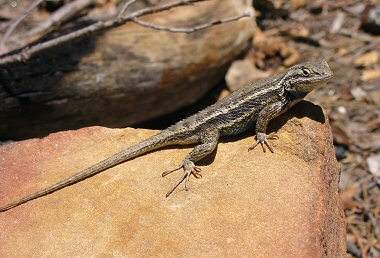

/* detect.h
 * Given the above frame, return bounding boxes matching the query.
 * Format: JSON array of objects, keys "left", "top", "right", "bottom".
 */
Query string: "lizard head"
[{"left": 283, "top": 60, "right": 333, "bottom": 97}]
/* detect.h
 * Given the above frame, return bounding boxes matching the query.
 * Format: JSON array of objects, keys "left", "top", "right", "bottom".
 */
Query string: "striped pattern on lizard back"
[{"left": 169, "top": 75, "right": 288, "bottom": 136}]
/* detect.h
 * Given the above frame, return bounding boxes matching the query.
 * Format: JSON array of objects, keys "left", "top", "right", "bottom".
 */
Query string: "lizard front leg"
[
  {"left": 163, "top": 128, "right": 219, "bottom": 197},
  {"left": 249, "top": 101, "right": 286, "bottom": 153}
]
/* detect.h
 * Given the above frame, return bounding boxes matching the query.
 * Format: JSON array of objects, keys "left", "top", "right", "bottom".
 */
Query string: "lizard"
[{"left": 0, "top": 60, "right": 333, "bottom": 212}]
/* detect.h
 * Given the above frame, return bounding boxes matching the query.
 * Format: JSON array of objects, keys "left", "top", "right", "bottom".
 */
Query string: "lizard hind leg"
[{"left": 163, "top": 128, "right": 220, "bottom": 197}]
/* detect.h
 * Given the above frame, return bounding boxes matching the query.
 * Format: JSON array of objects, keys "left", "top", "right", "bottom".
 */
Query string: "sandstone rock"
[
  {"left": 225, "top": 59, "right": 270, "bottom": 92},
  {"left": 0, "top": 102, "right": 345, "bottom": 257},
  {"left": 0, "top": 0, "right": 254, "bottom": 140}
]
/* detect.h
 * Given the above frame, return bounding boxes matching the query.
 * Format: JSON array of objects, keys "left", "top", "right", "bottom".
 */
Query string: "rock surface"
[
  {"left": 0, "top": 102, "right": 345, "bottom": 257},
  {"left": 0, "top": 0, "right": 254, "bottom": 140}
]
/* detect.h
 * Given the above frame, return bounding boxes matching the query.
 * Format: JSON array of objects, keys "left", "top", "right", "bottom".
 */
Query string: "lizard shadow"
[
  {"left": 217, "top": 100, "right": 326, "bottom": 147},
  {"left": 267, "top": 100, "right": 326, "bottom": 133}
]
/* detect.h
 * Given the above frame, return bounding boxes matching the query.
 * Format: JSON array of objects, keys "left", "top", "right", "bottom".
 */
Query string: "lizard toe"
[
  {"left": 165, "top": 162, "right": 202, "bottom": 197},
  {"left": 267, "top": 132, "right": 279, "bottom": 140},
  {"left": 248, "top": 133, "right": 276, "bottom": 153}
]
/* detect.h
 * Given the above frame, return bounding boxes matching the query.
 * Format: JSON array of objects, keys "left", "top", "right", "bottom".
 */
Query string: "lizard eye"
[{"left": 302, "top": 68, "right": 311, "bottom": 76}]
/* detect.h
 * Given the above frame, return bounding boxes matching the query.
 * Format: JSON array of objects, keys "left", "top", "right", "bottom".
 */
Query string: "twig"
[
  {"left": 338, "top": 28, "right": 373, "bottom": 42},
  {"left": 0, "top": 0, "right": 247, "bottom": 66},
  {"left": 0, "top": 0, "right": 209, "bottom": 65},
  {"left": 132, "top": 12, "right": 251, "bottom": 33},
  {"left": 353, "top": 195, "right": 380, "bottom": 241},
  {"left": 25, "top": 0, "right": 95, "bottom": 41},
  {"left": 330, "top": 11, "right": 345, "bottom": 34},
  {"left": 118, "top": 0, "right": 139, "bottom": 18},
  {"left": 0, "top": 0, "right": 45, "bottom": 53},
  {"left": 348, "top": 40, "right": 380, "bottom": 59},
  {"left": 118, "top": 0, "right": 209, "bottom": 19}
]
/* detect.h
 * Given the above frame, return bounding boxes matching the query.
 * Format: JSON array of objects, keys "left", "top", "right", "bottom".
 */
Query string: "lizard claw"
[
  {"left": 163, "top": 161, "right": 202, "bottom": 197},
  {"left": 248, "top": 132, "right": 278, "bottom": 153},
  {"left": 162, "top": 165, "right": 182, "bottom": 177}
]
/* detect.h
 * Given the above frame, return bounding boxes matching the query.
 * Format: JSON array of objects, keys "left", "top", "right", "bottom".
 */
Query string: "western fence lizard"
[{"left": 0, "top": 60, "right": 333, "bottom": 212}]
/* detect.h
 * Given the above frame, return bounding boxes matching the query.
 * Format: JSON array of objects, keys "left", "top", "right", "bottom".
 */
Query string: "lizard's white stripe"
[{"left": 182, "top": 80, "right": 284, "bottom": 131}]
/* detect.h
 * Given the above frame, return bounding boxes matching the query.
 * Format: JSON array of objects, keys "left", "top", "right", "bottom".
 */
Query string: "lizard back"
[{"left": 169, "top": 75, "right": 286, "bottom": 136}]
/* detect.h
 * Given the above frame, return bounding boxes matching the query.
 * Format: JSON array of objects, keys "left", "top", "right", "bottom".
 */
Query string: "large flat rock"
[
  {"left": 0, "top": 0, "right": 253, "bottom": 140},
  {"left": 0, "top": 102, "right": 345, "bottom": 257}
]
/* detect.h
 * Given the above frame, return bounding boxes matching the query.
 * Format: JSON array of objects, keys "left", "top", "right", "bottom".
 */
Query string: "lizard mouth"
[
  {"left": 322, "top": 71, "right": 333, "bottom": 80},
  {"left": 320, "top": 60, "right": 333, "bottom": 79}
]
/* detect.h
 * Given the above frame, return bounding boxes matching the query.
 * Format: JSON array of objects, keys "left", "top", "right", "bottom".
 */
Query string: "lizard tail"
[{"left": 0, "top": 131, "right": 176, "bottom": 212}]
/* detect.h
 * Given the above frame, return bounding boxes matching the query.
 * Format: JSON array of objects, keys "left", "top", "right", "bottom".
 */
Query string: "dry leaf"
[
  {"left": 340, "top": 184, "right": 361, "bottom": 210},
  {"left": 253, "top": 29, "right": 300, "bottom": 68},
  {"left": 279, "top": 23, "right": 310, "bottom": 38},
  {"left": 361, "top": 69, "right": 380, "bottom": 81},
  {"left": 355, "top": 51, "right": 379, "bottom": 67},
  {"left": 331, "top": 123, "right": 351, "bottom": 146},
  {"left": 291, "top": 0, "right": 307, "bottom": 10},
  {"left": 350, "top": 87, "right": 368, "bottom": 101},
  {"left": 368, "top": 89, "right": 380, "bottom": 105},
  {"left": 330, "top": 11, "right": 346, "bottom": 34},
  {"left": 367, "top": 154, "right": 380, "bottom": 177}
]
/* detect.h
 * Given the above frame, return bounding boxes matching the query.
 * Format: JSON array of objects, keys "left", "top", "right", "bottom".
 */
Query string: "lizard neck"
[{"left": 279, "top": 73, "right": 310, "bottom": 100}]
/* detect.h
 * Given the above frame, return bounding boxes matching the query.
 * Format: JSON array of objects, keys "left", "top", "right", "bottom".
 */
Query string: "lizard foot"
[
  {"left": 162, "top": 161, "right": 202, "bottom": 197},
  {"left": 248, "top": 132, "right": 278, "bottom": 153}
]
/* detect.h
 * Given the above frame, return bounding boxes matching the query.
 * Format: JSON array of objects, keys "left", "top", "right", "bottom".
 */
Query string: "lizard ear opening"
[{"left": 285, "top": 84, "right": 309, "bottom": 99}]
